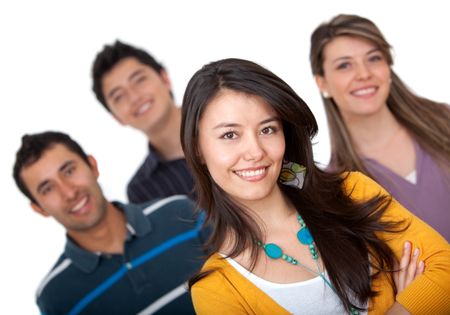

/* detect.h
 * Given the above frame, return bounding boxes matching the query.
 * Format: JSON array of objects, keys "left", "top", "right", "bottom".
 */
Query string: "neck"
[
  {"left": 68, "top": 202, "right": 127, "bottom": 254},
  {"left": 241, "top": 187, "right": 295, "bottom": 231},
  {"left": 343, "top": 105, "right": 404, "bottom": 155},
  {"left": 220, "top": 188, "right": 295, "bottom": 257},
  {"left": 221, "top": 188, "right": 299, "bottom": 268},
  {"left": 145, "top": 106, "right": 184, "bottom": 160}
]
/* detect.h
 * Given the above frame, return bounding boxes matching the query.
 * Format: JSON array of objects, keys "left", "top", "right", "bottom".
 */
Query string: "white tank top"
[{"left": 226, "top": 257, "right": 367, "bottom": 315}]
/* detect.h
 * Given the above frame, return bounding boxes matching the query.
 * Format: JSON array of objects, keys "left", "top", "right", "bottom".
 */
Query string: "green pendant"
[
  {"left": 264, "top": 243, "right": 283, "bottom": 259},
  {"left": 257, "top": 213, "right": 359, "bottom": 315},
  {"left": 297, "top": 227, "right": 313, "bottom": 245}
]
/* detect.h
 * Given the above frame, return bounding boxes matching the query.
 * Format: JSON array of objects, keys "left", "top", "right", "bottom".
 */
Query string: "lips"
[
  {"left": 351, "top": 86, "right": 377, "bottom": 96},
  {"left": 134, "top": 101, "right": 152, "bottom": 117},
  {"left": 70, "top": 196, "right": 89, "bottom": 214},
  {"left": 234, "top": 167, "right": 267, "bottom": 179}
]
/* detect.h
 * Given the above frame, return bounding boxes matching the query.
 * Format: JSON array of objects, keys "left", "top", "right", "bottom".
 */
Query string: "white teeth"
[
  {"left": 136, "top": 103, "right": 151, "bottom": 115},
  {"left": 352, "top": 87, "right": 376, "bottom": 96},
  {"left": 71, "top": 197, "right": 88, "bottom": 213},
  {"left": 235, "top": 168, "right": 265, "bottom": 178}
]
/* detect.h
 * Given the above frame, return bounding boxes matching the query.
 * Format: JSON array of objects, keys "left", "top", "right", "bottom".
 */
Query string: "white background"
[{"left": 1, "top": 1, "right": 449, "bottom": 313}]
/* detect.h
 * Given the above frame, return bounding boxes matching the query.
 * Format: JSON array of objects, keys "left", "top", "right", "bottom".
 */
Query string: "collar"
[
  {"left": 149, "top": 142, "right": 166, "bottom": 162},
  {"left": 64, "top": 201, "right": 152, "bottom": 273},
  {"left": 140, "top": 143, "right": 165, "bottom": 175}
]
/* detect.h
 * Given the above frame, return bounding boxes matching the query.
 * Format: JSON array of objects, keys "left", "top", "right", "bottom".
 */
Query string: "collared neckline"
[
  {"left": 64, "top": 202, "right": 152, "bottom": 273},
  {"left": 116, "top": 201, "right": 152, "bottom": 238},
  {"left": 143, "top": 143, "right": 189, "bottom": 177},
  {"left": 143, "top": 143, "right": 164, "bottom": 175}
]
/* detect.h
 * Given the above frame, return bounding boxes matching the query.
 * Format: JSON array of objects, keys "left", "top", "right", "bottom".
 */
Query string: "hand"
[{"left": 393, "top": 241, "right": 425, "bottom": 295}]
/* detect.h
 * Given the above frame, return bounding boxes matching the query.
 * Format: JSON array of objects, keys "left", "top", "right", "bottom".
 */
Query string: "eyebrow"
[
  {"left": 106, "top": 69, "right": 146, "bottom": 100},
  {"left": 129, "top": 69, "right": 146, "bottom": 81},
  {"left": 331, "top": 47, "right": 381, "bottom": 64},
  {"left": 36, "top": 160, "right": 75, "bottom": 194},
  {"left": 212, "top": 116, "right": 280, "bottom": 129},
  {"left": 107, "top": 86, "right": 122, "bottom": 100}
]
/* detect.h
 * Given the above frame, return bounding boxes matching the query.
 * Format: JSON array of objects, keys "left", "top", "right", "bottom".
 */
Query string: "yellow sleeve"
[
  {"left": 344, "top": 172, "right": 450, "bottom": 314},
  {"left": 191, "top": 254, "right": 255, "bottom": 315},
  {"left": 191, "top": 277, "right": 250, "bottom": 315},
  {"left": 191, "top": 254, "right": 290, "bottom": 314}
]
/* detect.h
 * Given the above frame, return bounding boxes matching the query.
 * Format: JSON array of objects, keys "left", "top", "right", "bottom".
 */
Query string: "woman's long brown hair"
[
  {"left": 310, "top": 14, "right": 450, "bottom": 175},
  {"left": 181, "top": 58, "right": 402, "bottom": 312}
]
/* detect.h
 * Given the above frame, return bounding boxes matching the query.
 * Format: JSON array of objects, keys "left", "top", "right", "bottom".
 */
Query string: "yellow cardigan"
[{"left": 192, "top": 172, "right": 450, "bottom": 315}]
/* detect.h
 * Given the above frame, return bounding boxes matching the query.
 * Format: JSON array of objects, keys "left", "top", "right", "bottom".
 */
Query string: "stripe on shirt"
[
  {"left": 66, "top": 214, "right": 204, "bottom": 315},
  {"left": 36, "top": 258, "right": 72, "bottom": 298},
  {"left": 126, "top": 222, "right": 136, "bottom": 235},
  {"left": 137, "top": 282, "right": 188, "bottom": 315},
  {"left": 143, "top": 195, "right": 189, "bottom": 215}
]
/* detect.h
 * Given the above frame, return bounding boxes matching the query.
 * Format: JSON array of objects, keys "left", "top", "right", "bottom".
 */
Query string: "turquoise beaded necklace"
[{"left": 257, "top": 214, "right": 360, "bottom": 315}]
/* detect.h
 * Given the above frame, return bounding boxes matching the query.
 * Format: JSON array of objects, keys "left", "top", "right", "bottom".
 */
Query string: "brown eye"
[
  {"left": 337, "top": 62, "right": 350, "bottom": 70},
  {"left": 261, "top": 126, "right": 275, "bottom": 135},
  {"left": 41, "top": 185, "right": 53, "bottom": 195},
  {"left": 113, "top": 94, "right": 124, "bottom": 104},
  {"left": 135, "top": 75, "right": 147, "bottom": 84},
  {"left": 369, "top": 55, "right": 383, "bottom": 62},
  {"left": 64, "top": 165, "right": 76, "bottom": 177},
  {"left": 222, "top": 131, "right": 237, "bottom": 140}
]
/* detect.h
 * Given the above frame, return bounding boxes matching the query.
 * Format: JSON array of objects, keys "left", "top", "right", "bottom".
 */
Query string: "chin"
[{"left": 231, "top": 189, "right": 273, "bottom": 204}]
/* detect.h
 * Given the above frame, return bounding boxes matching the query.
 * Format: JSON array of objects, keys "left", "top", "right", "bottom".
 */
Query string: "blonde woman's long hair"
[{"left": 310, "top": 14, "right": 450, "bottom": 174}]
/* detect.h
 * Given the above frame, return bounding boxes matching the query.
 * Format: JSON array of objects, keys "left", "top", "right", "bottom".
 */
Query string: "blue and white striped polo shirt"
[{"left": 36, "top": 195, "right": 207, "bottom": 315}]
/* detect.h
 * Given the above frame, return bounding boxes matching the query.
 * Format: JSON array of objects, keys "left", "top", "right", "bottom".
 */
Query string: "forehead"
[
  {"left": 201, "top": 90, "right": 277, "bottom": 123},
  {"left": 102, "top": 57, "right": 159, "bottom": 89},
  {"left": 323, "top": 36, "right": 378, "bottom": 60},
  {"left": 20, "top": 144, "right": 84, "bottom": 188}
]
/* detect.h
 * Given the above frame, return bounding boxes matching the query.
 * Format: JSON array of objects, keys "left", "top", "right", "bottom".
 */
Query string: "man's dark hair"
[
  {"left": 13, "top": 131, "right": 90, "bottom": 203},
  {"left": 91, "top": 40, "right": 166, "bottom": 112}
]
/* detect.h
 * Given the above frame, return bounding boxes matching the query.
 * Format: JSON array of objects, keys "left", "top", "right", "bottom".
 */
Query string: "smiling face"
[
  {"left": 20, "top": 144, "right": 108, "bottom": 234},
  {"left": 198, "top": 89, "right": 285, "bottom": 206},
  {"left": 315, "top": 36, "right": 391, "bottom": 122},
  {"left": 101, "top": 57, "right": 175, "bottom": 135}
]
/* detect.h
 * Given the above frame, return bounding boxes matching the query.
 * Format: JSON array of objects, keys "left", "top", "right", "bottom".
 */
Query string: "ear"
[
  {"left": 314, "top": 75, "right": 329, "bottom": 95},
  {"left": 31, "top": 202, "right": 50, "bottom": 218},
  {"left": 87, "top": 155, "right": 100, "bottom": 178},
  {"left": 159, "top": 70, "right": 172, "bottom": 89}
]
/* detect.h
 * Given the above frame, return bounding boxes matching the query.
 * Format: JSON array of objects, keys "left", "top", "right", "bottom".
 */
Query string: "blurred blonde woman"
[{"left": 310, "top": 14, "right": 450, "bottom": 241}]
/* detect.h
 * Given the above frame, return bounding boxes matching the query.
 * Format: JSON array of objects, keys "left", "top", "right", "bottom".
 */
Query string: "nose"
[
  {"left": 355, "top": 62, "right": 371, "bottom": 80},
  {"left": 128, "top": 89, "right": 142, "bottom": 107},
  {"left": 243, "top": 135, "right": 264, "bottom": 162},
  {"left": 59, "top": 180, "right": 77, "bottom": 201}
]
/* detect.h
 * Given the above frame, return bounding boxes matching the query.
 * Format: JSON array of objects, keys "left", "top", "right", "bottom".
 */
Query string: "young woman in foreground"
[
  {"left": 310, "top": 14, "right": 450, "bottom": 241},
  {"left": 180, "top": 58, "right": 450, "bottom": 314}
]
